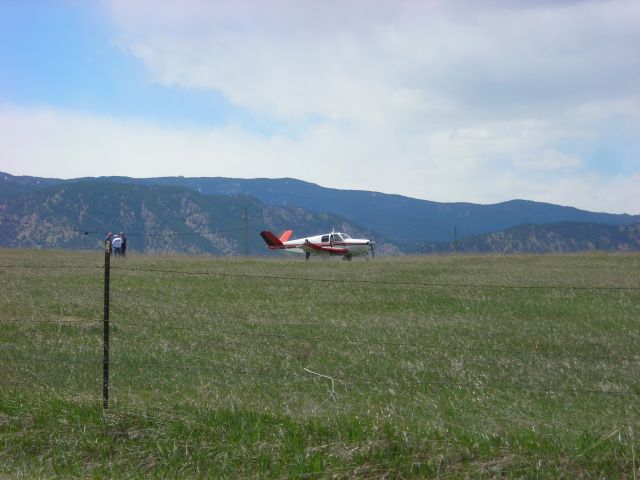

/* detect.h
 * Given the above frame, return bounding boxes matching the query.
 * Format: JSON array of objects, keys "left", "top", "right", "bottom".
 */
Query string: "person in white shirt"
[{"left": 112, "top": 235, "right": 122, "bottom": 256}]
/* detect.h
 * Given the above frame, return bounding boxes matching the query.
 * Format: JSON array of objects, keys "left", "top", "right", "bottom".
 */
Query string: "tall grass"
[{"left": 1, "top": 249, "right": 639, "bottom": 477}]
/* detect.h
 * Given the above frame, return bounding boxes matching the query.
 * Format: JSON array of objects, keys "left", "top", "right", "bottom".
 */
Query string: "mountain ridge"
[
  {"left": 414, "top": 221, "right": 640, "bottom": 254},
  {"left": 0, "top": 179, "right": 393, "bottom": 255},
  {"left": 3, "top": 172, "right": 639, "bottom": 242},
  {"left": 1, "top": 172, "right": 638, "bottom": 254}
]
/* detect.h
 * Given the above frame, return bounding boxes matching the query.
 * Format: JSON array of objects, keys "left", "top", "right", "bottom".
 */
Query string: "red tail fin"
[
  {"left": 260, "top": 231, "right": 284, "bottom": 249},
  {"left": 279, "top": 230, "right": 293, "bottom": 242}
]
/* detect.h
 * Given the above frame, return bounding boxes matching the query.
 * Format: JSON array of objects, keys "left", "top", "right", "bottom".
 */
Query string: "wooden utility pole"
[
  {"left": 244, "top": 208, "right": 248, "bottom": 256},
  {"left": 454, "top": 225, "right": 458, "bottom": 253}
]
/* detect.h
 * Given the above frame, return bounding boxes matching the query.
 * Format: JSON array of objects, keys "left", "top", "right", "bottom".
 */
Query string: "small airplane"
[{"left": 260, "top": 229, "right": 375, "bottom": 260}]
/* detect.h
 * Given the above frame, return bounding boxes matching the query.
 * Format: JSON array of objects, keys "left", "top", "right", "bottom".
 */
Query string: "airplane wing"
[{"left": 301, "top": 241, "right": 349, "bottom": 255}]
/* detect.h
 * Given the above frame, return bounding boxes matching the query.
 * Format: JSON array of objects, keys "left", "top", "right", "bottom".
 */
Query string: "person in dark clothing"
[
  {"left": 120, "top": 232, "right": 127, "bottom": 257},
  {"left": 105, "top": 232, "right": 113, "bottom": 255}
]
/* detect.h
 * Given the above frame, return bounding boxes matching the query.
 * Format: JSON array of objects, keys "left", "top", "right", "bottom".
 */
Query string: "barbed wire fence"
[
  {"left": 2, "top": 218, "right": 640, "bottom": 480},
  {"left": 3, "top": 211, "right": 640, "bottom": 478},
  {"left": 2, "top": 248, "right": 640, "bottom": 411}
]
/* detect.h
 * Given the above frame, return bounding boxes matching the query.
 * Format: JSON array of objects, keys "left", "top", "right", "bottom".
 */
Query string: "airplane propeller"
[{"left": 368, "top": 240, "right": 376, "bottom": 258}]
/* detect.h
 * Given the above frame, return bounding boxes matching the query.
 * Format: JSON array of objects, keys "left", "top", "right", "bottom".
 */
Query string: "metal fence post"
[{"left": 103, "top": 239, "right": 110, "bottom": 409}]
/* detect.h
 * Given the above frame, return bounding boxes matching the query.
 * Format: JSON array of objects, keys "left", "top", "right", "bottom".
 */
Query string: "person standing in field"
[
  {"left": 105, "top": 232, "right": 113, "bottom": 255},
  {"left": 120, "top": 232, "right": 127, "bottom": 257},
  {"left": 112, "top": 234, "right": 122, "bottom": 256}
]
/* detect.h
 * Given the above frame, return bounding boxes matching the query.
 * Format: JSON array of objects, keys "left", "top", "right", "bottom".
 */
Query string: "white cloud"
[
  {"left": 514, "top": 149, "right": 584, "bottom": 172},
  {"left": 2, "top": 1, "right": 638, "bottom": 214},
  {"left": 1, "top": 104, "right": 638, "bottom": 214},
  {"left": 106, "top": 0, "right": 640, "bottom": 125}
]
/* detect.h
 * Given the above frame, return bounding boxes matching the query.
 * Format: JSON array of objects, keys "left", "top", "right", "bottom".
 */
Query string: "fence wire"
[{"left": 2, "top": 257, "right": 639, "bottom": 403}]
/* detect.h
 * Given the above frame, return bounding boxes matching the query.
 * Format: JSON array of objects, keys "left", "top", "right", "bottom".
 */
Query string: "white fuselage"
[{"left": 283, "top": 232, "right": 372, "bottom": 257}]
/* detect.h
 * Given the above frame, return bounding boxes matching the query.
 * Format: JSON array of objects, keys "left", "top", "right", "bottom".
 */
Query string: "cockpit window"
[
  {"left": 341, "top": 233, "right": 351, "bottom": 239},
  {"left": 333, "top": 234, "right": 343, "bottom": 242}
]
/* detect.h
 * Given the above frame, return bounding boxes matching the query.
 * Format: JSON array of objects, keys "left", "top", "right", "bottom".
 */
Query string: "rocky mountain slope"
[
  {"left": 1, "top": 172, "right": 638, "bottom": 254},
  {"left": 414, "top": 222, "right": 640, "bottom": 254},
  {"left": 3, "top": 172, "right": 638, "bottom": 244},
  {"left": 0, "top": 180, "right": 390, "bottom": 255}
]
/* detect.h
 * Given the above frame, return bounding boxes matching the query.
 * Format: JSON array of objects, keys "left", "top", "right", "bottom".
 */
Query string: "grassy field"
[{"left": 1, "top": 248, "right": 639, "bottom": 478}]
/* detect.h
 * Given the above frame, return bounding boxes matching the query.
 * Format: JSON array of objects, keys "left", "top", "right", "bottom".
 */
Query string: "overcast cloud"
[{"left": 1, "top": 0, "right": 638, "bottom": 213}]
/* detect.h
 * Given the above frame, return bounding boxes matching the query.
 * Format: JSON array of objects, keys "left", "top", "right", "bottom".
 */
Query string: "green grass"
[{"left": 1, "top": 249, "right": 640, "bottom": 478}]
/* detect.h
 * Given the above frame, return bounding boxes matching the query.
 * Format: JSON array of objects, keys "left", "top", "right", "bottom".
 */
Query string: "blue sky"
[
  {"left": 0, "top": 2, "right": 236, "bottom": 127},
  {"left": 1, "top": 0, "right": 638, "bottom": 213}
]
